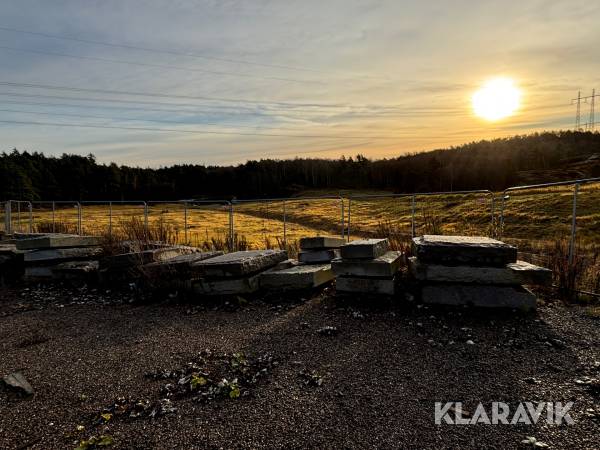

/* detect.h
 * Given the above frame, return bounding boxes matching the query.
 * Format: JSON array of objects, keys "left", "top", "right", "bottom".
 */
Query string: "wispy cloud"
[{"left": 0, "top": 0, "right": 598, "bottom": 165}]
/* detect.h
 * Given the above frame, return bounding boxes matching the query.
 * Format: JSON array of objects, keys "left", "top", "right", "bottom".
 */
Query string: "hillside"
[{"left": 2, "top": 131, "right": 600, "bottom": 201}]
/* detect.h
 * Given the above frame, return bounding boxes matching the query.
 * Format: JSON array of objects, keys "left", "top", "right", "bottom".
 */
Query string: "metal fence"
[{"left": 2, "top": 177, "right": 599, "bottom": 294}]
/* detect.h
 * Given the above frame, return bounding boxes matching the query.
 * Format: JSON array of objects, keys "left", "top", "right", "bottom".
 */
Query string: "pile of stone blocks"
[
  {"left": 14, "top": 234, "right": 104, "bottom": 282},
  {"left": 99, "top": 245, "right": 201, "bottom": 283},
  {"left": 297, "top": 236, "right": 345, "bottom": 264},
  {"left": 333, "top": 238, "right": 404, "bottom": 295},
  {"left": 260, "top": 236, "right": 341, "bottom": 290},
  {"left": 409, "top": 235, "right": 552, "bottom": 310},
  {"left": 191, "top": 249, "right": 288, "bottom": 295}
]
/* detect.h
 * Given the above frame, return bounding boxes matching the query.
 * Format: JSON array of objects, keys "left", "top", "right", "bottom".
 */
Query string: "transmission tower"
[
  {"left": 589, "top": 88, "right": 596, "bottom": 131},
  {"left": 573, "top": 91, "right": 581, "bottom": 131}
]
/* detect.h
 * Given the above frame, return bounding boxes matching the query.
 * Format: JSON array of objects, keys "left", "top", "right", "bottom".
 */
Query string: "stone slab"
[
  {"left": 421, "top": 283, "right": 537, "bottom": 310},
  {"left": 24, "top": 266, "right": 53, "bottom": 279},
  {"left": 52, "top": 261, "right": 100, "bottom": 280},
  {"left": 411, "top": 235, "right": 517, "bottom": 267},
  {"left": 192, "top": 250, "right": 287, "bottom": 278},
  {"left": 16, "top": 235, "right": 102, "bottom": 250},
  {"left": 101, "top": 246, "right": 196, "bottom": 269},
  {"left": 299, "top": 236, "right": 346, "bottom": 250},
  {"left": 336, "top": 275, "right": 396, "bottom": 295},
  {"left": 193, "top": 273, "right": 261, "bottom": 295},
  {"left": 260, "top": 263, "right": 334, "bottom": 290},
  {"left": 24, "top": 246, "right": 103, "bottom": 263},
  {"left": 332, "top": 251, "right": 403, "bottom": 277},
  {"left": 340, "top": 239, "right": 389, "bottom": 260},
  {"left": 408, "top": 257, "right": 552, "bottom": 286},
  {"left": 298, "top": 249, "right": 340, "bottom": 264},
  {"left": 143, "top": 251, "right": 223, "bottom": 278}
]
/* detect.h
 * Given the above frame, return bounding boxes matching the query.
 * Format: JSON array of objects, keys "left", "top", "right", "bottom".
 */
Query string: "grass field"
[{"left": 2, "top": 184, "right": 599, "bottom": 294}]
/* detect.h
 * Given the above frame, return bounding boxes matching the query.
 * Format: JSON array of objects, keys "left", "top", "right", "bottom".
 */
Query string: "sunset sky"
[{"left": 0, "top": 0, "right": 599, "bottom": 166}]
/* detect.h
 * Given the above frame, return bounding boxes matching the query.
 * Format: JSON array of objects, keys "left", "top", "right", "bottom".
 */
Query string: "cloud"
[{"left": 0, "top": 0, "right": 597, "bottom": 165}]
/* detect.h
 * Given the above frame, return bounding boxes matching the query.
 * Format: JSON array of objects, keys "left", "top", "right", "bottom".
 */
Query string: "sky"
[{"left": 0, "top": 0, "right": 599, "bottom": 167}]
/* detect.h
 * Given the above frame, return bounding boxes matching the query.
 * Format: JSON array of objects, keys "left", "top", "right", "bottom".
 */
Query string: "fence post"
[
  {"left": 143, "top": 202, "right": 149, "bottom": 237},
  {"left": 500, "top": 193, "right": 507, "bottom": 240},
  {"left": 4, "top": 201, "right": 10, "bottom": 234},
  {"left": 28, "top": 202, "right": 33, "bottom": 233},
  {"left": 346, "top": 198, "right": 352, "bottom": 242},
  {"left": 229, "top": 202, "right": 235, "bottom": 252},
  {"left": 52, "top": 201, "right": 56, "bottom": 233},
  {"left": 568, "top": 183, "right": 580, "bottom": 265},
  {"left": 17, "top": 201, "right": 21, "bottom": 233},
  {"left": 184, "top": 201, "right": 188, "bottom": 244},
  {"left": 282, "top": 200, "right": 287, "bottom": 247},
  {"left": 411, "top": 194, "right": 416, "bottom": 238},
  {"left": 108, "top": 202, "right": 113, "bottom": 238},
  {"left": 340, "top": 197, "right": 345, "bottom": 239},
  {"left": 77, "top": 202, "right": 82, "bottom": 235},
  {"left": 489, "top": 194, "right": 495, "bottom": 238}
]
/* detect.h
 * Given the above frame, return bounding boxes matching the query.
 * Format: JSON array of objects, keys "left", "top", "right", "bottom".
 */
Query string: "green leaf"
[{"left": 229, "top": 386, "right": 240, "bottom": 399}]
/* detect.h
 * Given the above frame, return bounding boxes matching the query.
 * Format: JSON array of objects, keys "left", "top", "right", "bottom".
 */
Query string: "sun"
[{"left": 472, "top": 77, "right": 521, "bottom": 121}]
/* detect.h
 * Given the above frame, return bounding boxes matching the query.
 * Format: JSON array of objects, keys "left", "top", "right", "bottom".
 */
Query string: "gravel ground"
[{"left": 0, "top": 284, "right": 599, "bottom": 449}]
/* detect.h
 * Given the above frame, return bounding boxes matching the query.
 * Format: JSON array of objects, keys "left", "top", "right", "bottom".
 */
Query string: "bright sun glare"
[{"left": 472, "top": 77, "right": 521, "bottom": 121}]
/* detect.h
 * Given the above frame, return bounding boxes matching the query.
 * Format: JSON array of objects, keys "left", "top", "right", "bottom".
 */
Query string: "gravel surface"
[{"left": 0, "top": 284, "right": 599, "bottom": 449}]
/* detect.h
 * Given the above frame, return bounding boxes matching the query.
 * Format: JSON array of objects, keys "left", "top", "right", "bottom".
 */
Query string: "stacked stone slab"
[
  {"left": 410, "top": 235, "right": 552, "bottom": 310},
  {"left": 191, "top": 249, "right": 287, "bottom": 295},
  {"left": 14, "top": 234, "right": 103, "bottom": 281},
  {"left": 333, "top": 238, "right": 403, "bottom": 295},
  {"left": 297, "top": 236, "right": 345, "bottom": 264},
  {"left": 259, "top": 236, "right": 341, "bottom": 290}
]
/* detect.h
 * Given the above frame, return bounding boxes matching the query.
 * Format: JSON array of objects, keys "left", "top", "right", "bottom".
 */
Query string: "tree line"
[{"left": 1, "top": 131, "right": 599, "bottom": 201}]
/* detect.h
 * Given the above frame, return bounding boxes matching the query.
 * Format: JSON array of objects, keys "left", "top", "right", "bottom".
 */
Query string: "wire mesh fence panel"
[
  {"left": 571, "top": 182, "right": 600, "bottom": 295},
  {"left": 501, "top": 184, "right": 574, "bottom": 252},
  {"left": 501, "top": 182, "right": 600, "bottom": 296},
  {"left": 30, "top": 202, "right": 80, "bottom": 234},
  {"left": 413, "top": 192, "right": 494, "bottom": 238},
  {"left": 7, "top": 201, "right": 31, "bottom": 233},
  {"left": 280, "top": 198, "right": 344, "bottom": 256},
  {"left": 184, "top": 203, "right": 231, "bottom": 250},
  {"left": 81, "top": 203, "right": 147, "bottom": 238},
  {"left": 0, "top": 202, "right": 6, "bottom": 234},
  {"left": 146, "top": 202, "right": 186, "bottom": 245},
  {"left": 347, "top": 196, "right": 412, "bottom": 249},
  {"left": 233, "top": 198, "right": 343, "bottom": 254}
]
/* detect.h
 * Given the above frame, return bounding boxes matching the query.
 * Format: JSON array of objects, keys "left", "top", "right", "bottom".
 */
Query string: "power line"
[
  {"left": 0, "top": 80, "right": 384, "bottom": 111},
  {"left": 0, "top": 45, "right": 318, "bottom": 84},
  {"left": 0, "top": 106, "right": 334, "bottom": 133},
  {"left": 0, "top": 25, "right": 341, "bottom": 76},
  {"left": 0, "top": 118, "right": 401, "bottom": 140}
]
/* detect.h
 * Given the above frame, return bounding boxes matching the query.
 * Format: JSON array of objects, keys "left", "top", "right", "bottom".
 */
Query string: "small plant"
[{"left": 549, "top": 238, "right": 585, "bottom": 301}]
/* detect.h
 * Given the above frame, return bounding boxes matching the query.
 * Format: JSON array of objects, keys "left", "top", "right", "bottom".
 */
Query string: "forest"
[{"left": 1, "top": 131, "right": 599, "bottom": 201}]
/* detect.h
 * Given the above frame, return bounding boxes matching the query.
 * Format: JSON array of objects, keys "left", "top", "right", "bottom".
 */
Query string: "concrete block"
[
  {"left": 298, "top": 249, "right": 340, "bottom": 264},
  {"left": 101, "top": 246, "right": 196, "bottom": 269},
  {"left": 193, "top": 274, "right": 261, "bottom": 295},
  {"left": 192, "top": 250, "right": 287, "bottom": 278},
  {"left": 421, "top": 284, "right": 537, "bottom": 310},
  {"left": 299, "top": 236, "right": 346, "bottom": 250},
  {"left": 52, "top": 261, "right": 99, "bottom": 280},
  {"left": 409, "top": 257, "right": 552, "bottom": 286},
  {"left": 24, "top": 266, "right": 53, "bottom": 279},
  {"left": 411, "top": 235, "right": 517, "bottom": 266},
  {"left": 260, "top": 263, "right": 334, "bottom": 290},
  {"left": 336, "top": 275, "right": 396, "bottom": 295},
  {"left": 16, "top": 235, "right": 102, "bottom": 250},
  {"left": 340, "top": 239, "right": 389, "bottom": 260},
  {"left": 332, "top": 251, "right": 403, "bottom": 277},
  {"left": 143, "top": 251, "right": 223, "bottom": 278},
  {"left": 24, "top": 247, "right": 103, "bottom": 263}
]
